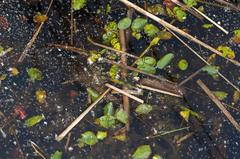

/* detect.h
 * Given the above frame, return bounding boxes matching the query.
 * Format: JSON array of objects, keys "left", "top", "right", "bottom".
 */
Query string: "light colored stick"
[
  {"left": 137, "top": 84, "right": 183, "bottom": 98},
  {"left": 0, "top": 47, "right": 13, "bottom": 57},
  {"left": 193, "top": 7, "right": 228, "bottom": 34},
  {"left": 166, "top": 29, "right": 240, "bottom": 92},
  {"left": 105, "top": 83, "right": 144, "bottom": 103},
  {"left": 56, "top": 88, "right": 111, "bottom": 141},
  {"left": 197, "top": 80, "right": 240, "bottom": 132},
  {"left": 30, "top": 141, "right": 47, "bottom": 159},
  {"left": 119, "top": 0, "right": 240, "bottom": 66},
  {"left": 87, "top": 37, "right": 138, "bottom": 59}
]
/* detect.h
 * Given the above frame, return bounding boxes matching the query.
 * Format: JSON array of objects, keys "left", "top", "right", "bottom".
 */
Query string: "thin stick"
[
  {"left": 105, "top": 83, "right": 144, "bottom": 103},
  {"left": 176, "top": 132, "right": 194, "bottom": 145},
  {"left": 0, "top": 47, "right": 13, "bottom": 57},
  {"left": 215, "top": 0, "right": 240, "bottom": 11},
  {"left": 197, "top": 80, "right": 240, "bottom": 132},
  {"left": 193, "top": 7, "right": 228, "bottom": 34},
  {"left": 119, "top": 0, "right": 240, "bottom": 66},
  {"left": 87, "top": 37, "right": 138, "bottom": 59},
  {"left": 30, "top": 141, "right": 48, "bottom": 159},
  {"left": 56, "top": 88, "right": 111, "bottom": 141},
  {"left": 65, "top": 132, "right": 71, "bottom": 151},
  {"left": 179, "top": 68, "right": 202, "bottom": 86},
  {"left": 18, "top": 0, "right": 54, "bottom": 62},
  {"left": 166, "top": 29, "right": 240, "bottom": 92},
  {"left": 137, "top": 84, "right": 183, "bottom": 98},
  {"left": 145, "top": 126, "right": 190, "bottom": 139}
]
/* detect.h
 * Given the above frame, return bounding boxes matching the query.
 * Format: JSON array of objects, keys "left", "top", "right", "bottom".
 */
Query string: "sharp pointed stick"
[{"left": 119, "top": 0, "right": 240, "bottom": 66}]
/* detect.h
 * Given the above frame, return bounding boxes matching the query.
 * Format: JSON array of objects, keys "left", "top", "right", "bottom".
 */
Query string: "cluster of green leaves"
[
  {"left": 102, "top": 21, "right": 120, "bottom": 50},
  {"left": 77, "top": 130, "right": 108, "bottom": 147},
  {"left": 183, "top": 0, "right": 197, "bottom": 7},
  {"left": 135, "top": 104, "right": 152, "bottom": 115},
  {"left": 87, "top": 87, "right": 100, "bottom": 102},
  {"left": 217, "top": 45, "right": 235, "bottom": 59},
  {"left": 173, "top": 7, "right": 187, "bottom": 22},
  {"left": 27, "top": 67, "right": 43, "bottom": 81},
  {"left": 179, "top": 106, "right": 201, "bottom": 122},
  {"left": 95, "top": 102, "right": 128, "bottom": 129}
]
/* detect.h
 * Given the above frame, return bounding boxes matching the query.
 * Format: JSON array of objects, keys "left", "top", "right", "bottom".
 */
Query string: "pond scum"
[{"left": 0, "top": 0, "right": 240, "bottom": 158}]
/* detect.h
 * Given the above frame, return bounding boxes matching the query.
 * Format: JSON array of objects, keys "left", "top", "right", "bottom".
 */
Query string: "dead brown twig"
[{"left": 197, "top": 79, "right": 240, "bottom": 132}]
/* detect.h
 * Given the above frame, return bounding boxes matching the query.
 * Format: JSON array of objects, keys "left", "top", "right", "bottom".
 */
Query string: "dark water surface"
[{"left": 0, "top": 0, "right": 240, "bottom": 159}]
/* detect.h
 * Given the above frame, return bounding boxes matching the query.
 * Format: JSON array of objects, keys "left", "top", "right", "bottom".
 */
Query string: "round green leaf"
[
  {"left": 118, "top": 17, "right": 132, "bottom": 30},
  {"left": 132, "top": 145, "right": 152, "bottom": 159},
  {"left": 131, "top": 18, "right": 148, "bottom": 32},
  {"left": 79, "top": 131, "right": 98, "bottom": 146},
  {"left": 135, "top": 104, "right": 152, "bottom": 115},
  {"left": 178, "top": 59, "right": 188, "bottom": 71}
]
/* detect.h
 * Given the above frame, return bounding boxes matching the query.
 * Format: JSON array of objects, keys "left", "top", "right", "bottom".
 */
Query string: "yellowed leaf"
[
  {"left": 9, "top": 67, "right": 19, "bottom": 76},
  {"left": 180, "top": 110, "right": 190, "bottom": 122},
  {"left": 35, "top": 89, "right": 46, "bottom": 104}
]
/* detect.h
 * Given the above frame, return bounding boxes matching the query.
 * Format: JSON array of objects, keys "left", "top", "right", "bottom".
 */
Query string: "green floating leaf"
[
  {"left": 96, "top": 131, "right": 108, "bottom": 140},
  {"left": 51, "top": 151, "right": 62, "bottom": 159},
  {"left": 132, "top": 145, "right": 152, "bottom": 159},
  {"left": 150, "top": 37, "right": 161, "bottom": 46},
  {"left": 156, "top": 53, "right": 174, "bottom": 69},
  {"left": 202, "top": 23, "right": 213, "bottom": 29},
  {"left": 27, "top": 68, "right": 43, "bottom": 81},
  {"left": 78, "top": 131, "right": 98, "bottom": 146},
  {"left": 178, "top": 59, "right": 188, "bottom": 71},
  {"left": 96, "top": 115, "right": 116, "bottom": 129},
  {"left": 72, "top": 0, "right": 87, "bottom": 11},
  {"left": 103, "top": 102, "right": 114, "bottom": 116},
  {"left": 147, "top": 4, "right": 165, "bottom": 15},
  {"left": 87, "top": 87, "right": 100, "bottom": 102},
  {"left": 132, "top": 31, "right": 142, "bottom": 40},
  {"left": 115, "top": 108, "right": 128, "bottom": 124},
  {"left": 25, "top": 114, "right": 45, "bottom": 127},
  {"left": 118, "top": 17, "right": 132, "bottom": 30},
  {"left": 135, "top": 104, "right": 152, "bottom": 115},
  {"left": 112, "top": 133, "right": 127, "bottom": 141},
  {"left": 180, "top": 110, "right": 190, "bottom": 122},
  {"left": 217, "top": 45, "right": 235, "bottom": 59},
  {"left": 144, "top": 24, "right": 159, "bottom": 37},
  {"left": 158, "top": 31, "right": 172, "bottom": 40},
  {"left": 137, "top": 65, "right": 156, "bottom": 74},
  {"left": 213, "top": 91, "right": 228, "bottom": 101},
  {"left": 131, "top": 18, "right": 147, "bottom": 32},
  {"left": 152, "top": 155, "right": 163, "bottom": 159},
  {"left": 136, "top": 56, "right": 156, "bottom": 67},
  {"left": 201, "top": 65, "right": 219, "bottom": 75},
  {"left": 173, "top": 7, "right": 187, "bottom": 22},
  {"left": 183, "top": 0, "right": 197, "bottom": 7}
]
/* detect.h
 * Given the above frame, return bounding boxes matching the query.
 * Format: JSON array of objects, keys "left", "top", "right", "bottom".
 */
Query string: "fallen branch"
[
  {"left": 105, "top": 83, "right": 144, "bottom": 103},
  {"left": 55, "top": 88, "right": 111, "bottom": 142},
  {"left": 119, "top": 0, "right": 240, "bottom": 66},
  {"left": 18, "top": 0, "right": 54, "bottom": 62},
  {"left": 197, "top": 79, "right": 240, "bottom": 132}
]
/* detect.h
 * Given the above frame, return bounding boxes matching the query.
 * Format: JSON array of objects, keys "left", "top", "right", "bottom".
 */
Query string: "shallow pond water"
[{"left": 0, "top": 0, "right": 240, "bottom": 159}]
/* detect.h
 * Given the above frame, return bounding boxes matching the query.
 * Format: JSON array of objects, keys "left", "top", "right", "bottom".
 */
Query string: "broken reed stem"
[
  {"left": 215, "top": 0, "right": 240, "bottom": 11},
  {"left": 87, "top": 37, "right": 138, "bottom": 59},
  {"left": 18, "top": 0, "right": 54, "bottom": 62},
  {"left": 176, "top": 132, "right": 194, "bottom": 145},
  {"left": 65, "top": 132, "right": 71, "bottom": 151},
  {"left": 119, "top": 29, "right": 130, "bottom": 131},
  {"left": 192, "top": 7, "right": 228, "bottom": 34},
  {"left": 137, "top": 84, "right": 183, "bottom": 98},
  {"left": 197, "top": 80, "right": 240, "bottom": 132},
  {"left": 56, "top": 88, "right": 111, "bottom": 142},
  {"left": 179, "top": 68, "right": 202, "bottom": 86},
  {"left": 105, "top": 83, "right": 144, "bottom": 103},
  {"left": 166, "top": 29, "right": 240, "bottom": 92},
  {"left": 30, "top": 141, "right": 48, "bottom": 159},
  {"left": 119, "top": 0, "right": 240, "bottom": 66}
]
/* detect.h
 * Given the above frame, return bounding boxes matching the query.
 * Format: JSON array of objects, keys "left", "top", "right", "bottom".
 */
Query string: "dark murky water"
[{"left": 0, "top": 0, "right": 240, "bottom": 159}]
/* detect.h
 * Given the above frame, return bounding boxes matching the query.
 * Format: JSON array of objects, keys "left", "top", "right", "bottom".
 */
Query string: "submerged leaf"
[
  {"left": 136, "top": 56, "right": 156, "bottom": 67},
  {"left": 103, "top": 102, "right": 114, "bottom": 116},
  {"left": 87, "top": 87, "right": 100, "bottom": 102},
  {"left": 213, "top": 91, "right": 228, "bottom": 101},
  {"left": 156, "top": 53, "right": 174, "bottom": 69},
  {"left": 135, "top": 104, "right": 152, "bottom": 115},
  {"left": 96, "top": 131, "right": 107, "bottom": 140},
  {"left": 78, "top": 131, "right": 98, "bottom": 146},
  {"left": 202, "top": 23, "right": 213, "bottom": 29},
  {"left": 158, "top": 31, "right": 172, "bottom": 40},
  {"left": 147, "top": 4, "right": 165, "bottom": 15},
  {"left": 72, "top": 0, "right": 87, "bottom": 10},
  {"left": 112, "top": 133, "right": 127, "bottom": 141},
  {"left": 178, "top": 59, "right": 188, "bottom": 71},
  {"left": 201, "top": 65, "right": 219, "bottom": 75},
  {"left": 25, "top": 114, "right": 44, "bottom": 127},
  {"left": 27, "top": 68, "right": 43, "bottom": 81},
  {"left": 115, "top": 108, "right": 128, "bottom": 124},
  {"left": 131, "top": 18, "right": 148, "bottom": 32},
  {"left": 132, "top": 145, "right": 152, "bottom": 159},
  {"left": 96, "top": 115, "right": 116, "bottom": 129},
  {"left": 144, "top": 24, "right": 159, "bottom": 37},
  {"left": 217, "top": 45, "right": 235, "bottom": 59},
  {"left": 35, "top": 89, "right": 47, "bottom": 104},
  {"left": 33, "top": 13, "right": 48, "bottom": 23},
  {"left": 51, "top": 151, "right": 62, "bottom": 159},
  {"left": 118, "top": 17, "right": 132, "bottom": 30},
  {"left": 137, "top": 65, "right": 156, "bottom": 74}
]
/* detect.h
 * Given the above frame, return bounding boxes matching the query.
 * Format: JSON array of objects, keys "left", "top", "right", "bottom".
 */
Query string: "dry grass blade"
[
  {"left": 55, "top": 88, "right": 111, "bottom": 142},
  {"left": 30, "top": 141, "right": 48, "bottom": 159},
  {"left": 119, "top": 0, "right": 240, "bottom": 66},
  {"left": 197, "top": 80, "right": 240, "bottom": 132}
]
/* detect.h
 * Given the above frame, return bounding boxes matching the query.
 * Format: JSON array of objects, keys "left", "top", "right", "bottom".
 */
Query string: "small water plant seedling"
[
  {"left": 232, "top": 29, "right": 240, "bottom": 44},
  {"left": 201, "top": 65, "right": 219, "bottom": 75},
  {"left": 217, "top": 45, "right": 235, "bottom": 59},
  {"left": 112, "top": 133, "right": 127, "bottom": 141},
  {"left": 72, "top": 0, "right": 87, "bottom": 11},
  {"left": 144, "top": 24, "right": 160, "bottom": 37},
  {"left": 78, "top": 131, "right": 98, "bottom": 147},
  {"left": 178, "top": 59, "right": 189, "bottom": 71},
  {"left": 135, "top": 104, "right": 152, "bottom": 115},
  {"left": 183, "top": 0, "right": 198, "bottom": 7},
  {"left": 87, "top": 87, "right": 100, "bottom": 102},
  {"left": 213, "top": 91, "right": 228, "bottom": 101},
  {"left": 202, "top": 23, "right": 213, "bottom": 29},
  {"left": 27, "top": 67, "right": 43, "bottom": 81},
  {"left": 131, "top": 18, "right": 148, "bottom": 32},
  {"left": 132, "top": 145, "right": 152, "bottom": 159},
  {"left": 147, "top": 4, "right": 165, "bottom": 15},
  {"left": 118, "top": 17, "right": 132, "bottom": 30},
  {"left": 96, "top": 131, "right": 107, "bottom": 140},
  {"left": 35, "top": 89, "right": 47, "bottom": 104},
  {"left": 156, "top": 53, "right": 174, "bottom": 69},
  {"left": 25, "top": 114, "right": 45, "bottom": 127},
  {"left": 114, "top": 108, "right": 128, "bottom": 124},
  {"left": 173, "top": 7, "right": 187, "bottom": 22},
  {"left": 51, "top": 150, "right": 62, "bottom": 159},
  {"left": 33, "top": 13, "right": 48, "bottom": 24},
  {"left": 95, "top": 115, "right": 116, "bottom": 129},
  {"left": 103, "top": 102, "right": 114, "bottom": 116}
]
